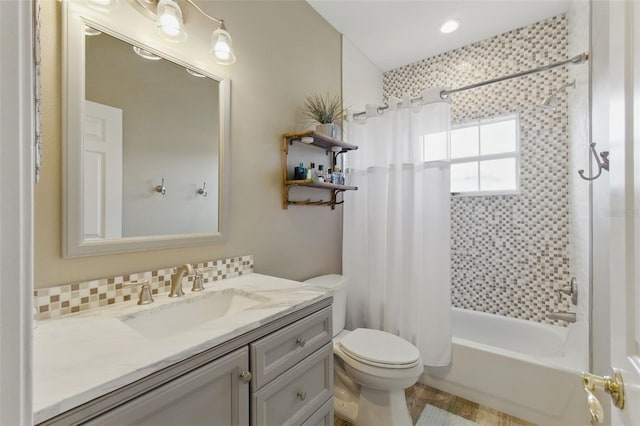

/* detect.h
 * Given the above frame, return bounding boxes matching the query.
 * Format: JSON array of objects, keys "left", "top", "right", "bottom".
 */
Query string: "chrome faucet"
[
  {"left": 169, "top": 264, "right": 194, "bottom": 297},
  {"left": 548, "top": 311, "right": 576, "bottom": 323}
]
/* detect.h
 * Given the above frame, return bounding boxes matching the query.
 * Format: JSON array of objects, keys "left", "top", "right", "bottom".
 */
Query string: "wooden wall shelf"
[{"left": 282, "top": 131, "right": 358, "bottom": 209}]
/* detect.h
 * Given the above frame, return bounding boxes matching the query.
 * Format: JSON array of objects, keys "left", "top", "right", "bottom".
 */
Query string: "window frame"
[{"left": 449, "top": 114, "right": 521, "bottom": 197}]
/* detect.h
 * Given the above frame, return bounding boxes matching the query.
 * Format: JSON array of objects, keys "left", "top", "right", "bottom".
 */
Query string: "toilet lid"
[{"left": 338, "top": 328, "right": 421, "bottom": 366}]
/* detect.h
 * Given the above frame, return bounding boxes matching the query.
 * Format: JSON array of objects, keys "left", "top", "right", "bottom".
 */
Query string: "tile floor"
[{"left": 334, "top": 383, "right": 536, "bottom": 426}]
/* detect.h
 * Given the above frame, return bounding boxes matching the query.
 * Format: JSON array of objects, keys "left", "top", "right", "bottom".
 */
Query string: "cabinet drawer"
[
  {"left": 252, "top": 343, "right": 333, "bottom": 426},
  {"left": 301, "top": 398, "right": 333, "bottom": 426},
  {"left": 251, "top": 306, "right": 332, "bottom": 390}
]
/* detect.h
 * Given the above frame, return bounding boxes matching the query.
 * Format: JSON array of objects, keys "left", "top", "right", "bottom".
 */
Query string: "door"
[
  {"left": 605, "top": 0, "right": 640, "bottom": 424},
  {"left": 83, "top": 100, "right": 123, "bottom": 239}
]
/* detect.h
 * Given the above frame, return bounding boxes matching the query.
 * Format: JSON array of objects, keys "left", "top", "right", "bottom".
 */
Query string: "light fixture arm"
[{"left": 181, "top": 0, "right": 224, "bottom": 24}]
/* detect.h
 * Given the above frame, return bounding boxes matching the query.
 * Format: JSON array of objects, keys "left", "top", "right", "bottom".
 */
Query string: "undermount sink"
[{"left": 120, "top": 289, "right": 269, "bottom": 338}]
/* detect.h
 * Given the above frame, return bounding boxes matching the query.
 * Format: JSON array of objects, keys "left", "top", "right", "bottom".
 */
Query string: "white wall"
[
  {"left": 341, "top": 37, "right": 383, "bottom": 146},
  {"left": 342, "top": 37, "right": 383, "bottom": 112}
]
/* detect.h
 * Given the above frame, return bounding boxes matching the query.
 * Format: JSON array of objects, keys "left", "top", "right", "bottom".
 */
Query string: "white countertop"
[{"left": 33, "top": 273, "right": 331, "bottom": 423}]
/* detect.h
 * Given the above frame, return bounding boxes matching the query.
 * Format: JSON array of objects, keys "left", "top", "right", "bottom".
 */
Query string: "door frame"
[{"left": 0, "top": 0, "right": 35, "bottom": 423}]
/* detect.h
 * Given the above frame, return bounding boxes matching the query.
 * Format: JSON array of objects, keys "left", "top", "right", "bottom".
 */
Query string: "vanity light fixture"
[
  {"left": 186, "top": 68, "right": 206, "bottom": 77},
  {"left": 84, "top": 25, "right": 103, "bottom": 36},
  {"left": 440, "top": 19, "right": 460, "bottom": 34},
  {"left": 210, "top": 21, "right": 236, "bottom": 65},
  {"left": 133, "top": 46, "right": 162, "bottom": 60},
  {"left": 89, "top": 0, "right": 117, "bottom": 7},
  {"left": 133, "top": 0, "right": 237, "bottom": 65},
  {"left": 156, "top": 0, "right": 188, "bottom": 42}
]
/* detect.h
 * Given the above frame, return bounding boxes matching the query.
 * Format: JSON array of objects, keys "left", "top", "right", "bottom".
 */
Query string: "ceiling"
[{"left": 306, "top": 0, "right": 572, "bottom": 72}]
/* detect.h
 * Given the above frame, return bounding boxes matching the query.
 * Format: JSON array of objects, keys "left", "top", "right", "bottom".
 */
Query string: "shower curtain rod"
[{"left": 351, "top": 52, "right": 589, "bottom": 120}]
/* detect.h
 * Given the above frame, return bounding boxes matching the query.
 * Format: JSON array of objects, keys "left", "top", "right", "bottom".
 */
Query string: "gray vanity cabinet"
[
  {"left": 87, "top": 347, "right": 250, "bottom": 426},
  {"left": 39, "top": 300, "right": 333, "bottom": 426}
]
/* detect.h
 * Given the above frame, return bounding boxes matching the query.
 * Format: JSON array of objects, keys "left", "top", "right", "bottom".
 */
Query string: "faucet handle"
[
  {"left": 192, "top": 271, "right": 205, "bottom": 292},
  {"left": 557, "top": 277, "right": 578, "bottom": 305},
  {"left": 137, "top": 283, "right": 154, "bottom": 305},
  {"left": 123, "top": 279, "right": 154, "bottom": 305}
]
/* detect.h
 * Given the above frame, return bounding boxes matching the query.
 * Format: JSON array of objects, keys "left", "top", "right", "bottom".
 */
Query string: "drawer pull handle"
[
  {"left": 296, "top": 337, "right": 306, "bottom": 347},
  {"left": 297, "top": 391, "right": 307, "bottom": 401},
  {"left": 239, "top": 371, "right": 252, "bottom": 384}
]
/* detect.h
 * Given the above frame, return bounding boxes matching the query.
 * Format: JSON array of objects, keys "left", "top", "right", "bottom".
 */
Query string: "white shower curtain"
[{"left": 343, "top": 89, "right": 452, "bottom": 366}]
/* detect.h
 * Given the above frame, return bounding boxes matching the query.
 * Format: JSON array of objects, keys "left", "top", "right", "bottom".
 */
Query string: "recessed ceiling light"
[{"left": 440, "top": 19, "right": 460, "bottom": 34}]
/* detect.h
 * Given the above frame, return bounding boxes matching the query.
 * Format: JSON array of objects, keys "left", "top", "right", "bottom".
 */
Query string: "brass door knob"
[{"left": 582, "top": 370, "right": 625, "bottom": 409}]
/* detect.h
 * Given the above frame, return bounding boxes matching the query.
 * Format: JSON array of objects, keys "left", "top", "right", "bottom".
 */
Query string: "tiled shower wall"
[{"left": 383, "top": 16, "right": 574, "bottom": 324}]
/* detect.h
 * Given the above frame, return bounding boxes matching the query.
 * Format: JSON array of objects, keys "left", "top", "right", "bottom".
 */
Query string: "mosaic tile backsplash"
[
  {"left": 384, "top": 15, "right": 573, "bottom": 325},
  {"left": 35, "top": 255, "right": 254, "bottom": 321}
]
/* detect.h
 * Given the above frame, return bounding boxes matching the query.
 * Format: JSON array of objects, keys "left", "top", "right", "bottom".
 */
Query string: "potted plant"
[{"left": 302, "top": 93, "right": 345, "bottom": 139}]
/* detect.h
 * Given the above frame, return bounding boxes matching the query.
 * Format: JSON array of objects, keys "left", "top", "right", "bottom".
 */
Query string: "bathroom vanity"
[{"left": 34, "top": 274, "right": 333, "bottom": 425}]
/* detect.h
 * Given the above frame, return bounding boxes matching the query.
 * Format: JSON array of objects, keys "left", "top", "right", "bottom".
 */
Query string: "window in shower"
[{"left": 423, "top": 114, "right": 520, "bottom": 195}]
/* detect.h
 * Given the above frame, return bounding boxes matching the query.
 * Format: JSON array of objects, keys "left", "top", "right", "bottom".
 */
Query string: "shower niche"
[{"left": 281, "top": 131, "right": 358, "bottom": 209}]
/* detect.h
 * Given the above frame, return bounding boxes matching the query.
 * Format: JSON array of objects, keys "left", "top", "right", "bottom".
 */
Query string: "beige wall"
[{"left": 36, "top": 0, "right": 343, "bottom": 288}]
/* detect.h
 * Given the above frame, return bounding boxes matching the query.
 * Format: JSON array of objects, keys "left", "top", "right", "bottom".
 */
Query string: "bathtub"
[{"left": 421, "top": 308, "right": 589, "bottom": 426}]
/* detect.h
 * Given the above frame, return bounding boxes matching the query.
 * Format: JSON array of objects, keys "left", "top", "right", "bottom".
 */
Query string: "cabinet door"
[{"left": 87, "top": 347, "right": 249, "bottom": 426}]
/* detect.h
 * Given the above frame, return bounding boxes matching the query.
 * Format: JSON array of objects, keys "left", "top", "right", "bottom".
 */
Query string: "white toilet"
[{"left": 304, "top": 274, "right": 423, "bottom": 426}]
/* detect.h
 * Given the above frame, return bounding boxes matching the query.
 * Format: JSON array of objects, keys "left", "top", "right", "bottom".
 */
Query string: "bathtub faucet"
[{"left": 548, "top": 311, "right": 576, "bottom": 323}]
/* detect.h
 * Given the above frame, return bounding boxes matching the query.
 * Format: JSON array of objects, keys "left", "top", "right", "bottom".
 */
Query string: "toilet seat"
[{"left": 338, "top": 328, "right": 421, "bottom": 369}]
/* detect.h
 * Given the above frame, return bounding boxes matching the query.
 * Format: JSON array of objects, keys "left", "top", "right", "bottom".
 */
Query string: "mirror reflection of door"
[{"left": 83, "top": 100, "right": 123, "bottom": 240}]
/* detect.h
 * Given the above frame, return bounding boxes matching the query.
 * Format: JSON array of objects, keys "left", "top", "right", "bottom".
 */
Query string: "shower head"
[{"left": 539, "top": 80, "right": 576, "bottom": 111}]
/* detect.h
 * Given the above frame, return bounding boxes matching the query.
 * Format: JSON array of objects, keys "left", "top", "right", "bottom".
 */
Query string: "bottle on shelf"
[
  {"left": 333, "top": 166, "right": 344, "bottom": 185},
  {"left": 307, "top": 162, "right": 315, "bottom": 181},
  {"left": 317, "top": 165, "right": 325, "bottom": 182}
]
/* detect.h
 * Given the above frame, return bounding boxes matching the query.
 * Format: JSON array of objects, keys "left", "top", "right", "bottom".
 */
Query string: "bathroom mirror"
[{"left": 63, "top": 0, "right": 230, "bottom": 257}]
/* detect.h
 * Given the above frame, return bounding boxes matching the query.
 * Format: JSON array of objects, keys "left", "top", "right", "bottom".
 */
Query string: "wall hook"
[
  {"left": 579, "top": 142, "right": 609, "bottom": 181},
  {"left": 155, "top": 178, "right": 166, "bottom": 195},
  {"left": 197, "top": 182, "right": 208, "bottom": 197}
]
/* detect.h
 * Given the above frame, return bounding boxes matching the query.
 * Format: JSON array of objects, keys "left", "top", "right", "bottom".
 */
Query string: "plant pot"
[{"left": 316, "top": 123, "right": 340, "bottom": 139}]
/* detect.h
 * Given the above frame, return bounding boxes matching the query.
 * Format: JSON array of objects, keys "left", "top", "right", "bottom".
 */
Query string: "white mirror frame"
[{"left": 63, "top": 0, "right": 231, "bottom": 257}]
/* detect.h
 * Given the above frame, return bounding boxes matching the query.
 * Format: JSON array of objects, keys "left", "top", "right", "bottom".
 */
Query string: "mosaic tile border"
[{"left": 34, "top": 255, "right": 254, "bottom": 321}]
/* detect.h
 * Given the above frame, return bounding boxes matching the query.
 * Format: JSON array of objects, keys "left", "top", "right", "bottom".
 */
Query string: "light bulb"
[
  {"left": 210, "top": 22, "right": 236, "bottom": 65},
  {"left": 156, "top": 0, "right": 187, "bottom": 42}
]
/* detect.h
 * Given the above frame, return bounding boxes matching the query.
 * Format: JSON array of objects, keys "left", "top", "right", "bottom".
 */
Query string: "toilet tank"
[{"left": 304, "top": 274, "right": 346, "bottom": 337}]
